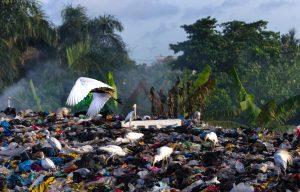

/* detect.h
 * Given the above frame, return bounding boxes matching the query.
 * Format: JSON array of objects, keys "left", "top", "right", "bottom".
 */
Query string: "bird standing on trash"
[
  {"left": 153, "top": 146, "right": 173, "bottom": 167},
  {"left": 44, "top": 130, "right": 62, "bottom": 151},
  {"left": 193, "top": 111, "right": 201, "bottom": 124},
  {"left": 99, "top": 145, "right": 127, "bottom": 164},
  {"left": 204, "top": 132, "right": 218, "bottom": 149},
  {"left": 124, "top": 104, "right": 137, "bottom": 127},
  {"left": 274, "top": 149, "right": 293, "bottom": 175},
  {"left": 66, "top": 77, "right": 121, "bottom": 118},
  {"left": 125, "top": 132, "right": 144, "bottom": 145}
]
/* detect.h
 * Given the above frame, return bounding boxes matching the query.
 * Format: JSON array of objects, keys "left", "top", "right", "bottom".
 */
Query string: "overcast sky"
[{"left": 40, "top": 0, "right": 300, "bottom": 64}]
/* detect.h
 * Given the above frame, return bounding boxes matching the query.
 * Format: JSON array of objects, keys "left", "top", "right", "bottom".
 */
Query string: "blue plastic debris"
[
  {"left": 201, "top": 132, "right": 207, "bottom": 139},
  {"left": 19, "top": 160, "right": 33, "bottom": 172},
  {"left": 49, "top": 157, "right": 64, "bottom": 166},
  {"left": 0, "top": 121, "right": 13, "bottom": 136}
]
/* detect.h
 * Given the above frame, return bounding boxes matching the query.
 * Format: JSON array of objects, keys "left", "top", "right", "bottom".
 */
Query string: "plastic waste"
[
  {"left": 182, "top": 179, "right": 204, "bottom": 192},
  {"left": 0, "top": 121, "right": 13, "bottom": 136},
  {"left": 235, "top": 161, "right": 245, "bottom": 173},
  {"left": 18, "top": 160, "right": 33, "bottom": 172},
  {"left": 230, "top": 182, "right": 254, "bottom": 192}
]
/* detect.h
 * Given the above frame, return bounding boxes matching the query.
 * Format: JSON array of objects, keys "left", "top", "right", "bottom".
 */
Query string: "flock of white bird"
[{"left": 35, "top": 77, "right": 296, "bottom": 181}]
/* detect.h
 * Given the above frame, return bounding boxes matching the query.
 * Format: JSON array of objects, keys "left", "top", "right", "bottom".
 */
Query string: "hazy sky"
[{"left": 40, "top": 0, "right": 300, "bottom": 64}]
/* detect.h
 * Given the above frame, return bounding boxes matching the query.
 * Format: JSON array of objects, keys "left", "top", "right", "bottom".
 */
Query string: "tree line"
[{"left": 0, "top": 1, "right": 299, "bottom": 129}]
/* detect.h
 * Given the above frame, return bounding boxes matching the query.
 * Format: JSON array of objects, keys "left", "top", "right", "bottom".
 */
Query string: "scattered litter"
[{"left": 0, "top": 108, "right": 298, "bottom": 191}]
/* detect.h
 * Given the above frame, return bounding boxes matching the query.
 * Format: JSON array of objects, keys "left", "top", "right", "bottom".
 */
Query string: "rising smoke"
[
  {"left": 0, "top": 62, "right": 72, "bottom": 112},
  {"left": 0, "top": 59, "right": 178, "bottom": 114}
]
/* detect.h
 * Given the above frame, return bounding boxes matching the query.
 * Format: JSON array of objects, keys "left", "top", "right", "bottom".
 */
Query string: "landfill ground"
[{"left": 0, "top": 109, "right": 299, "bottom": 192}]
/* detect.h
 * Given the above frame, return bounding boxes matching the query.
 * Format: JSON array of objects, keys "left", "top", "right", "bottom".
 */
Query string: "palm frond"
[
  {"left": 193, "top": 65, "right": 211, "bottom": 89},
  {"left": 66, "top": 40, "right": 91, "bottom": 66},
  {"left": 29, "top": 79, "right": 42, "bottom": 111},
  {"left": 107, "top": 71, "right": 118, "bottom": 112},
  {"left": 275, "top": 94, "right": 300, "bottom": 124},
  {"left": 256, "top": 99, "right": 277, "bottom": 127}
]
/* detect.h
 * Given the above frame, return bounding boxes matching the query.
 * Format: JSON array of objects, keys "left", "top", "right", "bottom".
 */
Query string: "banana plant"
[
  {"left": 178, "top": 65, "right": 216, "bottom": 117},
  {"left": 203, "top": 66, "right": 300, "bottom": 131},
  {"left": 107, "top": 71, "right": 118, "bottom": 112},
  {"left": 29, "top": 79, "right": 42, "bottom": 111}
]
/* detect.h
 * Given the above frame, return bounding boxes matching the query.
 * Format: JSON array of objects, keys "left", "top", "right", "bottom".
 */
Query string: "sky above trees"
[{"left": 41, "top": 0, "right": 300, "bottom": 64}]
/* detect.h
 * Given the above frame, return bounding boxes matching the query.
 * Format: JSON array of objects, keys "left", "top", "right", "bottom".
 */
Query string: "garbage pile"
[{"left": 0, "top": 108, "right": 299, "bottom": 192}]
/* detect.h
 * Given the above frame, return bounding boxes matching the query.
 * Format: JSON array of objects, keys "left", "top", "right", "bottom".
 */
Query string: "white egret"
[
  {"left": 44, "top": 130, "right": 62, "bottom": 151},
  {"left": 41, "top": 157, "right": 55, "bottom": 170},
  {"left": 124, "top": 104, "right": 137, "bottom": 127},
  {"left": 142, "top": 115, "right": 151, "bottom": 120},
  {"left": 66, "top": 77, "right": 120, "bottom": 118},
  {"left": 274, "top": 149, "right": 293, "bottom": 176},
  {"left": 99, "top": 145, "right": 127, "bottom": 164},
  {"left": 153, "top": 146, "right": 173, "bottom": 167},
  {"left": 125, "top": 132, "right": 144, "bottom": 145},
  {"left": 193, "top": 111, "right": 201, "bottom": 124},
  {"left": 204, "top": 132, "right": 218, "bottom": 149},
  {"left": 115, "top": 137, "right": 130, "bottom": 144}
]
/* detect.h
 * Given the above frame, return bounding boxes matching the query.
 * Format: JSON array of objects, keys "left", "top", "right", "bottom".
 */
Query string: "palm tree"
[
  {"left": 280, "top": 29, "right": 300, "bottom": 63},
  {"left": 59, "top": 5, "right": 89, "bottom": 48},
  {"left": 59, "top": 5, "right": 127, "bottom": 77},
  {"left": 0, "top": 0, "right": 56, "bottom": 90}
]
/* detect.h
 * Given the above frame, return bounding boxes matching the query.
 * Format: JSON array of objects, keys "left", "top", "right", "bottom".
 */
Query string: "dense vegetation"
[{"left": 0, "top": 1, "right": 299, "bottom": 129}]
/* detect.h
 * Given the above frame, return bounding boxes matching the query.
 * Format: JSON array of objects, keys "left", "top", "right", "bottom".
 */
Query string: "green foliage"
[
  {"left": 58, "top": 5, "right": 131, "bottom": 79},
  {"left": 107, "top": 71, "right": 118, "bottom": 112},
  {"left": 29, "top": 79, "right": 42, "bottom": 111},
  {"left": 170, "top": 17, "right": 281, "bottom": 72},
  {"left": 274, "top": 95, "right": 300, "bottom": 125},
  {"left": 66, "top": 40, "right": 91, "bottom": 66},
  {"left": 256, "top": 100, "right": 277, "bottom": 127},
  {"left": 204, "top": 67, "right": 300, "bottom": 130},
  {"left": 178, "top": 65, "right": 215, "bottom": 116},
  {"left": 170, "top": 17, "right": 300, "bottom": 129},
  {"left": 229, "top": 67, "right": 261, "bottom": 124},
  {"left": 193, "top": 65, "right": 211, "bottom": 90},
  {"left": 0, "top": 0, "right": 56, "bottom": 91}
]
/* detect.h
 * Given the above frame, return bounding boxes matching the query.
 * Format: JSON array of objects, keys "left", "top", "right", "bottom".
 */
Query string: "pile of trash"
[{"left": 0, "top": 108, "right": 299, "bottom": 192}]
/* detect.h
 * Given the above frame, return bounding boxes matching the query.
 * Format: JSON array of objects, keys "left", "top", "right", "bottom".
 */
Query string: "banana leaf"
[
  {"left": 107, "top": 71, "right": 118, "bottom": 112},
  {"left": 229, "top": 67, "right": 261, "bottom": 123},
  {"left": 275, "top": 94, "right": 300, "bottom": 124},
  {"left": 29, "top": 79, "right": 42, "bottom": 111},
  {"left": 256, "top": 99, "right": 277, "bottom": 127},
  {"left": 193, "top": 65, "right": 211, "bottom": 90}
]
